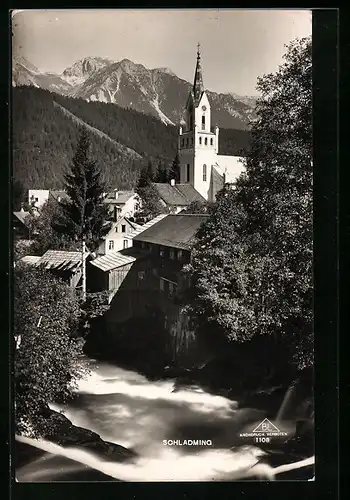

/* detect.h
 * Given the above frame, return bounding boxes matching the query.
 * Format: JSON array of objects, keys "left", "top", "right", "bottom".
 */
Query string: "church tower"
[{"left": 178, "top": 44, "right": 219, "bottom": 201}]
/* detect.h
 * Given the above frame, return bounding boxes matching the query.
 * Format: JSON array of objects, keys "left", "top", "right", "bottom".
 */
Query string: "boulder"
[{"left": 41, "top": 408, "right": 137, "bottom": 463}]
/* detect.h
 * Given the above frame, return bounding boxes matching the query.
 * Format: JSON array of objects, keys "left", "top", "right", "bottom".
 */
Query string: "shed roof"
[
  {"left": 90, "top": 250, "right": 140, "bottom": 272},
  {"left": 133, "top": 214, "right": 208, "bottom": 250},
  {"left": 19, "top": 255, "right": 41, "bottom": 265},
  {"left": 153, "top": 183, "right": 206, "bottom": 206},
  {"left": 36, "top": 250, "right": 89, "bottom": 272}
]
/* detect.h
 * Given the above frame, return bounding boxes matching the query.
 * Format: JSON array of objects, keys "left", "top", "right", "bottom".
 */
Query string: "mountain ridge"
[{"left": 12, "top": 55, "right": 257, "bottom": 129}]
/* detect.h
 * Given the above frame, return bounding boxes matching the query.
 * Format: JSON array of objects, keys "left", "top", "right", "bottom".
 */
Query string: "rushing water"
[{"left": 16, "top": 358, "right": 314, "bottom": 482}]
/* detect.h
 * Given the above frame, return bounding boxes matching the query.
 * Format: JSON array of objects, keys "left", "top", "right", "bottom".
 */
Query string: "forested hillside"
[{"left": 12, "top": 86, "right": 251, "bottom": 191}]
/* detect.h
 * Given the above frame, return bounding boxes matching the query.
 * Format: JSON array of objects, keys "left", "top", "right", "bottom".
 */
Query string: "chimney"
[
  {"left": 170, "top": 179, "right": 175, "bottom": 187},
  {"left": 114, "top": 191, "right": 119, "bottom": 200}
]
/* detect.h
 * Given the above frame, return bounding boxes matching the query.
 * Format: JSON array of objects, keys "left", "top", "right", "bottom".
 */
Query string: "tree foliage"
[
  {"left": 181, "top": 200, "right": 212, "bottom": 214},
  {"left": 14, "top": 264, "right": 87, "bottom": 436},
  {"left": 56, "top": 129, "right": 111, "bottom": 250},
  {"left": 187, "top": 37, "right": 313, "bottom": 371},
  {"left": 168, "top": 153, "right": 180, "bottom": 183},
  {"left": 25, "top": 198, "right": 77, "bottom": 256}
]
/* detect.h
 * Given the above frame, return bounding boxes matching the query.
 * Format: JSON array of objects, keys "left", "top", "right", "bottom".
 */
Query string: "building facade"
[{"left": 97, "top": 216, "right": 141, "bottom": 255}]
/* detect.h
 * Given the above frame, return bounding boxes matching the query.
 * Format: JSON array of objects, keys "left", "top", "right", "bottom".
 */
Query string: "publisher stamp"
[{"left": 239, "top": 418, "right": 290, "bottom": 445}]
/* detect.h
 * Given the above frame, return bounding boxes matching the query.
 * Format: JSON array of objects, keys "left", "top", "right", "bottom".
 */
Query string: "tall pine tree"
[
  {"left": 155, "top": 161, "right": 168, "bottom": 183},
  {"left": 57, "top": 128, "right": 110, "bottom": 251},
  {"left": 169, "top": 153, "right": 180, "bottom": 183}
]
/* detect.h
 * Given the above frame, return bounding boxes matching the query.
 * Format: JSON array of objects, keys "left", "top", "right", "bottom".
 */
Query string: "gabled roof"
[
  {"left": 125, "top": 213, "right": 168, "bottom": 240},
  {"left": 90, "top": 250, "right": 140, "bottom": 272},
  {"left": 103, "top": 216, "right": 141, "bottom": 238},
  {"left": 49, "top": 190, "right": 69, "bottom": 203},
  {"left": 153, "top": 183, "right": 206, "bottom": 206},
  {"left": 36, "top": 250, "right": 90, "bottom": 272},
  {"left": 103, "top": 191, "right": 137, "bottom": 205},
  {"left": 134, "top": 214, "right": 209, "bottom": 250},
  {"left": 13, "top": 211, "right": 30, "bottom": 226}
]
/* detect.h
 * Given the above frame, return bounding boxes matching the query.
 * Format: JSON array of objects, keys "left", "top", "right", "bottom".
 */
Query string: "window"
[
  {"left": 121, "top": 224, "right": 126, "bottom": 233},
  {"left": 177, "top": 249, "right": 183, "bottom": 260},
  {"left": 191, "top": 138, "right": 193, "bottom": 146},
  {"left": 199, "top": 137, "right": 202, "bottom": 145},
  {"left": 203, "top": 164, "right": 207, "bottom": 182},
  {"left": 169, "top": 249, "right": 175, "bottom": 260},
  {"left": 138, "top": 271, "right": 145, "bottom": 280},
  {"left": 160, "top": 278, "right": 165, "bottom": 291},
  {"left": 186, "top": 164, "right": 190, "bottom": 183},
  {"left": 210, "top": 138, "right": 213, "bottom": 146},
  {"left": 160, "top": 246, "right": 165, "bottom": 257},
  {"left": 187, "top": 138, "right": 190, "bottom": 148},
  {"left": 35, "top": 197, "right": 39, "bottom": 202},
  {"left": 115, "top": 226, "right": 119, "bottom": 232},
  {"left": 168, "top": 282, "right": 174, "bottom": 296},
  {"left": 181, "top": 139, "right": 184, "bottom": 147},
  {"left": 202, "top": 115, "right": 205, "bottom": 130},
  {"left": 205, "top": 138, "right": 208, "bottom": 146},
  {"left": 123, "top": 239, "right": 128, "bottom": 249},
  {"left": 108, "top": 240, "right": 114, "bottom": 250},
  {"left": 141, "top": 241, "right": 145, "bottom": 249}
]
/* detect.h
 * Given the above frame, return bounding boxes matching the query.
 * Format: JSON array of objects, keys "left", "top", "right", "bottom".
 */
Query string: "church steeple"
[{"left": 193, "top": 43, "right": 204, "bottom": 105}]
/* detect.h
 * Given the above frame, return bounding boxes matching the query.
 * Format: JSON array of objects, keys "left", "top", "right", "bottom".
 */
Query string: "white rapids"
[{"left": 16, "top": 359, "right": 314, "bottom": 482}]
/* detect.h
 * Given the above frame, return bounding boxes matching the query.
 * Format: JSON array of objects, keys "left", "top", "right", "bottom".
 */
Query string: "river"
[{"left": 15, "top": 358, "right": 314, "bottom": 482}]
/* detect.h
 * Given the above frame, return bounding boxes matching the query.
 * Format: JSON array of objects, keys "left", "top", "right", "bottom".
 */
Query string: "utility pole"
[{"left": 82, "top": 237, "right": 86, "bottom": 302}]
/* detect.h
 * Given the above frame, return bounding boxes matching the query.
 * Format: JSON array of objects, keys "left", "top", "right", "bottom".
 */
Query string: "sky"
[{"left": 12, "top": 9, "right": 312, "bottom": 96}]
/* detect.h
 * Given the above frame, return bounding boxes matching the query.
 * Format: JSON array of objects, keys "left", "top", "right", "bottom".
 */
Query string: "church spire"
[{"left": 193, "top": 43, "right": 204, "bottom": 105}]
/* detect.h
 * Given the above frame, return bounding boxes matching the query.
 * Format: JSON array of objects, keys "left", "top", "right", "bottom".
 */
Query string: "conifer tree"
[
  {"left": 155, "top": 161, "right": 168, "bottom": 183},
  {"left": 137, "top": 160, "right": 154, "bottom": 189},
  {"left": 169, "top": 153, "right": 180, "bottom": 183},
  {"left": 57, "top": 128, "right": 110, "bottom": 250}
]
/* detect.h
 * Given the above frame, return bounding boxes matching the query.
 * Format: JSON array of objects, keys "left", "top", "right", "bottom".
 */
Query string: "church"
[{"left": 154, "top": 45, "right": 246, "bottom": 208}]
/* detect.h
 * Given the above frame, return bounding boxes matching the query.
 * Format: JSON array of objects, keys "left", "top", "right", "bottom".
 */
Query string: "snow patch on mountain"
[{"left": 150, "top": 96, "right": 175, "bottom": 126}]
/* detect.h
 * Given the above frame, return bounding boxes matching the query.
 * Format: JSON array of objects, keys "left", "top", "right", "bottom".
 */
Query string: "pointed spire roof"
[{"left": 193, "top": 43, "right": 204, "bottom": 105}]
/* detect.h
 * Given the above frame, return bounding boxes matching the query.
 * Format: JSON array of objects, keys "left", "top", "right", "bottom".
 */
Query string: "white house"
[
  {"left": 98, "top": 216, "right": 142, "bottom": 255},
  {"left": 28, "top": 189, "right": 50, "bottom": 209},
  {"left": 103, "top": 190, "right": 140, "bottom": 221},
  {"left": 176, "top": 45, "right": 246, "bottom": 202}
]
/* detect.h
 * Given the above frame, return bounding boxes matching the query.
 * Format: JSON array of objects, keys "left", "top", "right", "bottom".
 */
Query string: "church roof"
[{"left": 153, "top": 183, "right": 206, "bottom": 206}]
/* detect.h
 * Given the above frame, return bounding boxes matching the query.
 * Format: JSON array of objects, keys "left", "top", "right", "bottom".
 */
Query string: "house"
[
  {"left": 103, "top": 190, "right": 140, "bottom": 221},
  {"left": 28, "top": 189, "right": 50, "bottom": 209},
  {"left": 97, "top": 216, "right": 142, "bottom": 255},
  {"left": 175, "top": 46, "right": 246, "bottom": 202},
  {"left": 152, "top": 180, "right": 206, "bottom": 214},
  {"left": 102, "top": 214, "right": 208, "bottom": 362},
  {"left": 13, "top": 209, "right": 31, "bottom": 239},
  {"left": 35, "top": 250, "right": 91, "bottom": 289},
  {"left": 49, "top": 190, "right": 69, "bottom": 204}
]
